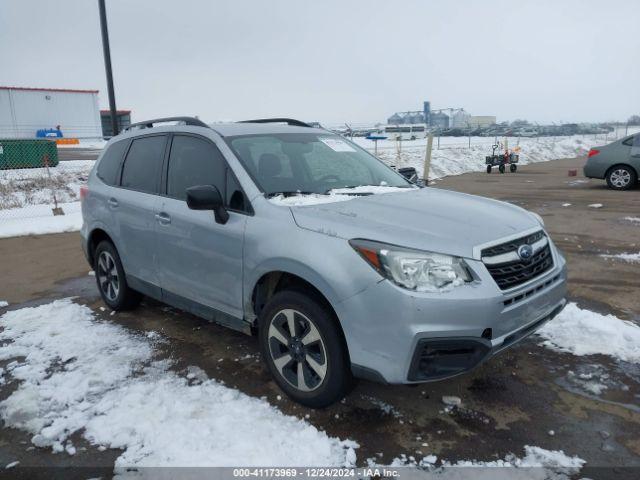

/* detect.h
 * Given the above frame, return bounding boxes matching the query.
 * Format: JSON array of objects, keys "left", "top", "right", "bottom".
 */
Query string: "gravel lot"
[{"left": 0, "top": 156, "right": 638, "bottom": 478}]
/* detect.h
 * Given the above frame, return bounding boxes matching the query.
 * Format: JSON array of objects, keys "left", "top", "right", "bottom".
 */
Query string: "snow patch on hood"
[{"left": 268, "top": 186, "right": 417, "bottom": 206}]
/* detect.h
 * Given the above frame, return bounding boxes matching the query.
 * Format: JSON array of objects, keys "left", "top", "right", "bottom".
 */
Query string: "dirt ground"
[{"left": 0, "top": 156, "right": 639, "bottom": 478}]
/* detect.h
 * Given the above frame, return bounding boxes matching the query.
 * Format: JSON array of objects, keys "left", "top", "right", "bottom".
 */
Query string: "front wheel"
[
  {"left": 510, "top": 164, "right": 517, "bottom": 173},
  {"left": 259, "top": 290, "right": 352, "bottom": 408},
  {"left": 499, "top": 164, "right": 506, "bottom": 174},
  {"left": 486, "top": 165, "right": 492, "bottom": 173},
  {"left": 606, "top": 165, "right": 637, "bottom": 190}
]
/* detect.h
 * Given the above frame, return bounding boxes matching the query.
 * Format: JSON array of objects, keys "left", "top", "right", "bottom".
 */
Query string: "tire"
[
  {"left": 259, "top": 289, "right": 352, "bottom": 408},
  {"left": 510, "top": 164, "right": 517, "bottom": 173},
  {"left": 606, "top": 165, "right": 637, "bottom": 190},
  {"left": 486, "top": 165, "right": 492, "bottom": 173},
  {"left": 94, "top": 240, "right": 142, "bottom": 311},
  {"left": 499, "top": 164, "right": 505, "bottom": 174}
]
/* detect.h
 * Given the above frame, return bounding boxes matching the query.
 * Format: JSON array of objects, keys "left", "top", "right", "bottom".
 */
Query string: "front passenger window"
[{"left": 167, "top": 135, "right": 225, "bottom": 201}]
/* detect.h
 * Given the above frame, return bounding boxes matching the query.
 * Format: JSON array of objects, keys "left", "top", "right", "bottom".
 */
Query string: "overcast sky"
[{"left": 1, "top": 0, "right": 638, "bottom": 125}]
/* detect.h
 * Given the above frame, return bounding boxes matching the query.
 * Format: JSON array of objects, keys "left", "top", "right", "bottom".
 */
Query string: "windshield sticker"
[{"left": 319, "top": 137, "right": 356, "bottom": 152}]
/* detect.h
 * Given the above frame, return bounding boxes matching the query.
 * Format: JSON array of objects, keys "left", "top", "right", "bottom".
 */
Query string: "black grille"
[
  {"left": 481, "top": 230, "right": 545, "bottom": 257},
  {"left": 482, "top": 232, "right": 554, "bottom": 290}
]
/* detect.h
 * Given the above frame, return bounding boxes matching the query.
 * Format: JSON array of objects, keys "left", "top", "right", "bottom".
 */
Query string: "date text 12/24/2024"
[{"left": 232, "top": 468, "right": 400, "bottom": 478}]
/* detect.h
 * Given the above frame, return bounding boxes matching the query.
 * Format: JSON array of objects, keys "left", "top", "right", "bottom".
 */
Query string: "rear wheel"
[
  {"left": 499, "top": 164, "right": 505, "bottom": 174},
  {"left": 94, "top": 241, "right": 141, "bottom": 311},
  {"left": 510, "top": 164, "right": 517, "bottom": 173},
  {"left": 486, "top": 165, "right": 492, "bottom": 173},
  {"left": 259, "top": 290, "right": 352, "bottom": 408},
  {"left": 606, "top": 165, "right": 637, "bottom": 190}
]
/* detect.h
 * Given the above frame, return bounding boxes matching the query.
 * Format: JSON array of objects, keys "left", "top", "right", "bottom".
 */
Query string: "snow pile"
[
  {"left": 0, "top": 299, "right": 356, "bottom": 467},
  {"left": 353, "top": 134, "right": 606, "bottom": 180},
  {"left": 601, "top": 252, "right": 640, "bottom": 263},
  {"left": 269, "top": 185, "right": 415, "bottom": 206},
  {"left": 0, "top": 201, "right": 82, "bottom": 238},
  {"left": 0, "top": 160, "right": 93, "bottom": 210},
  {"left": 537, "top": 303, "right": 640, "bottom": 362},
  {"left": 377, "top": 445, "right": 584, "bottom": 479},
  {"left": 0, "top": 160, "right": 92, "bottom": 237},
  {"left": 0, "top": 301, "right": 7, "bottom": 308}
]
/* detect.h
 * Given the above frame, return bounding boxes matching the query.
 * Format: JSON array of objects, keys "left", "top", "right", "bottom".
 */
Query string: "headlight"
[
  {"left": 349, "top": 239, "right": 472, "bottom": 292},
  {"left": 531, "top": 212, "right": 545, "bottom": 226}
]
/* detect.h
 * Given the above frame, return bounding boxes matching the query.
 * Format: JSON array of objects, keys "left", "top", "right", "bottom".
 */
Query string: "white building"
[
  {"left": 469, "top": 115, "right": 496, "bottom": 128},
  {"left": 0, "top": 86, "right": 103, "bottom": 139},
  {"left": 450, "top": 110, "right": 471, "bottom": 128}
]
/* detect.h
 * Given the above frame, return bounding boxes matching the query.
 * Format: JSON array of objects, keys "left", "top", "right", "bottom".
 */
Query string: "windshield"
[{"left": 226, "top": 133, "right": 412, "bottom": 195}]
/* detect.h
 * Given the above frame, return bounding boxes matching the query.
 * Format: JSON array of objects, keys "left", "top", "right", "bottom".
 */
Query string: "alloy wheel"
[
  {"left": 267, "top": 309, "right": 327, "bottom": 392},
  {"left": 610, "top": 169, "right": 631, "bottom": 188},
  {"left": 97, "top": 251, "right": 120, "bottom": 302}
]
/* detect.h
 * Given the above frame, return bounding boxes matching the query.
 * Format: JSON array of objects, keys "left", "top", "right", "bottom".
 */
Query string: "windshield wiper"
[
  {"left": 324, "top": 185, "right": 412, "bottom": 195},
  {"left": 266, "top": 191, "right": 320, "bottom": 198}
]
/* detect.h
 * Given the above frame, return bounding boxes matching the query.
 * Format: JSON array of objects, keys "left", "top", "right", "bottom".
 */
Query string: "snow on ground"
[
  {"left": 623, "top": 216, "right": 640, "bottom": 224},
  {"left": 0, "top": 299, "right": 356, "bottom": 467},
  {"left": 353, "top": 134, "right": 606, "bottom": 180},
  {"left": 0, "top": 301, "right": 7, "bottom": 308},
  {"left": 372, "top": 445, "right": 585, "bottom": 479},
  {"left": 0, "top": 160, "right": 93, "bottom": 210},
  {"left": 0, "top": 201, "right": 82, "bottom": 238},
  {"left": 536, "top": 303, "right": 640, "bottom": 363},
  {"left": 601, "top": 252, "right": 640, "bottom": 263}
]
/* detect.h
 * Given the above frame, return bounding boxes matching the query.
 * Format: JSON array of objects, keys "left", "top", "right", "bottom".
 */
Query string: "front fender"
[{"left": 242, "top": 225, "right": 381, "bottom": 323}]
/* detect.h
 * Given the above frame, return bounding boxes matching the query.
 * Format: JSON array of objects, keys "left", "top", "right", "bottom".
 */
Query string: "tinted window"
[
  {"left": 622, "top": 136, "right": 634, "bottom": 146},
  {"left": 121, "top": 135, "right": 166, "bottom": 194},
  {"left": 226, "top": 169, "right": 248, "bottom": 212},
  {"left": 97, "top": 139, "right": 128, "bottom": 185},
  {"left": 167, "top": 135, "right": 225, "bottom": 201}
]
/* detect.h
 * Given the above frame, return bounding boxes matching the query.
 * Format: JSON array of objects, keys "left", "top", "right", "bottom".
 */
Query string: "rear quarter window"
[
  {"left": 121, "top": 135, "right": 167, "bottom": 194},
  {"left": 96, "top": 139, "right": 129, "bottom": 186}
]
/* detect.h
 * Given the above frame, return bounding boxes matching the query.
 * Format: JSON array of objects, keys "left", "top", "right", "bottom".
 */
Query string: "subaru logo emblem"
[{"left": 518, "top": 244, "right": 534, "bottom": 262}]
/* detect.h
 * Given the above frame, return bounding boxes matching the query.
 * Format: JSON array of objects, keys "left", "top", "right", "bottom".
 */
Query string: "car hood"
[{"left": 289, "top": 188, "right": 540, "bottom": 258}]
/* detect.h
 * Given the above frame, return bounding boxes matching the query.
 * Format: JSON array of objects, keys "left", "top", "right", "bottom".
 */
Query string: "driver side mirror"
[{"left": 186, "top": 185, "right": 229, "bottom": 224}]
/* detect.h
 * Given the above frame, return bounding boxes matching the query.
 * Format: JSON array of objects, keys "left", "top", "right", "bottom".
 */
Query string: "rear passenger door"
[
  {"left": 116, "top": 134, "right": 167, "bottom": 289},
  {"left": 155, "top": 134, "right": 248, "bottom": 319}
]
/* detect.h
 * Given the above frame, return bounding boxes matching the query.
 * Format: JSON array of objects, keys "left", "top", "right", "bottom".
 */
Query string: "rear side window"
[
  {"left": 167, "top": 135, "right": 226, "bottom": 201},
  {"left": 96, "top": 139, "right": 129, "bottom": 185},
  {"left": 121, "top": 135, "right": 167, "bottom": 194}
]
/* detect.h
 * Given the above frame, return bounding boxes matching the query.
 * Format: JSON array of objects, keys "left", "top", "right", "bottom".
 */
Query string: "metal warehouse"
[{"left": 0, "top": 86, "right": 102, "bottom": 139}]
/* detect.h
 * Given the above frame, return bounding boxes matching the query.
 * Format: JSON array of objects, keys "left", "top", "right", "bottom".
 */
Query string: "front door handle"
[
  {"left": 108, "top": 197, "right": 119, "bottom": 208},
  {"left": 155, "top": 212, "right": 171, "bottom": 225}
]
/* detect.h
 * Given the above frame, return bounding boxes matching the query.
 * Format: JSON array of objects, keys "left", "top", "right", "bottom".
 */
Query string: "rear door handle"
[
  {"left": 108, "top": 198, "right": 119, "bottom": 208},
  {"left": 155, "top": 212, "right": 171, "bottom": 225}
]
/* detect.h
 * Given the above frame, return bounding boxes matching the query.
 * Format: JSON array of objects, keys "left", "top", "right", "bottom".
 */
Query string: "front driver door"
[{"left": 155, "top": 134, "right": 247, "bottom": 320}]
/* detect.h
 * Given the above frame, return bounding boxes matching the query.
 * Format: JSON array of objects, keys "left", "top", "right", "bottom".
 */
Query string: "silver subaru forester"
[{"left": 81, "top": 117, "right": 567, "bottom": 407}]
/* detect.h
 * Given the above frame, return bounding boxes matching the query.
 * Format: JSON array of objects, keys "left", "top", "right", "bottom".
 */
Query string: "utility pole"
[{"left": 98, "top": 0, "right": 119, "bottom": 137}]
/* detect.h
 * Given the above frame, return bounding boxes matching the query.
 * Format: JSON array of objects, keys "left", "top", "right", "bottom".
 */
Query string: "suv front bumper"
[{"left": 335, "top": 247, "right": 567, "bottom": 384}]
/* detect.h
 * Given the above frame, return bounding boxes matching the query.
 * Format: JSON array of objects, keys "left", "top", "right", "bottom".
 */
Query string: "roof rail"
[
  {"left": 124, "top": 116, "right": 209, "bottom": 132},
  {"left": 237, "top": 118, "right": 312, "bottom": 128}
]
